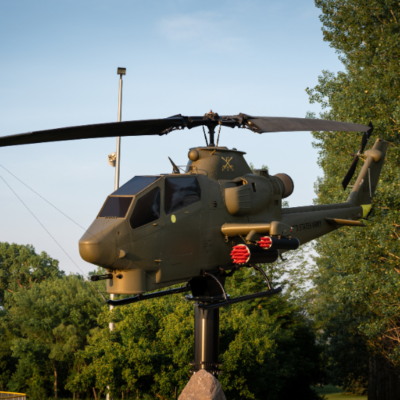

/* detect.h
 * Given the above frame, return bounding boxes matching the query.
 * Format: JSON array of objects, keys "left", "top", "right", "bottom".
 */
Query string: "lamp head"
[{"left": 117, "top": 67, "right": 126, "bottom": 76}]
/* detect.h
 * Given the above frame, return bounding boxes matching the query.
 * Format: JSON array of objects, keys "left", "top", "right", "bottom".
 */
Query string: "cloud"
[{"left": 157, "top": 12, "right": 245, "bottom": 53}]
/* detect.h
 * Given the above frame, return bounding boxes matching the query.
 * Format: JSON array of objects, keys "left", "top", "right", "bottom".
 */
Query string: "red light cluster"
[
  {"left": 258, "top": 236, "right": 272, "bottom": 249},
  {"left": 230, "top": 244, "right": 250, "bottom": 264}
]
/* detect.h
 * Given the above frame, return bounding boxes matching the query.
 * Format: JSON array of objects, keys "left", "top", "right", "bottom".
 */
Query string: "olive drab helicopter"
[{"left": 0, "top": 111, "right": 388, "bottom": 308}]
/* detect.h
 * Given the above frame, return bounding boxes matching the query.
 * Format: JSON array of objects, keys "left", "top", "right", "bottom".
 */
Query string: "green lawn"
[{"left": 314, "top": 385, "right": 367, "bottom": 400}]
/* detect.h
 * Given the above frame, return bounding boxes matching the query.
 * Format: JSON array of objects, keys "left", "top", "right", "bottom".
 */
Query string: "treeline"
[
  {"left": 0, "top": 243, "right": 321, "bottom": 400},
  {"left": 0, "top": 243, "right": 105, "bottom": 399},
  {"left": 306, "top": 0, "right": 400, "bottom": 399}
]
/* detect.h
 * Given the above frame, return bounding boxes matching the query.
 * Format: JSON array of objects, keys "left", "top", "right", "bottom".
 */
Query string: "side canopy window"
[
  {"left": 98, "top": 197, "right": 133, "bottom": 218},
  {"left": 164, "top": 177, "right": 201, "bottom": 215},
  {"left": 130, "top": 187, "right": 161, "bottom": 229}
]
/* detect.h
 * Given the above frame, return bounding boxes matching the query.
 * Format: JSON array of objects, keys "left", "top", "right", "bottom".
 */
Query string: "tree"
[
  {"left": 7, "top": 274, "right": 104, "bottom": 399},
  {"left": 306, "top": 0, "right": 400, "bottom": 398},
  {"left": 69, "top": 260, "right": 322, "bottom": 400},
  {"left": 0, "top": 242, "right": 63, "bottom": 308},
  {"left": 0, "top": 242, "right": 64, "bottom": 391}
]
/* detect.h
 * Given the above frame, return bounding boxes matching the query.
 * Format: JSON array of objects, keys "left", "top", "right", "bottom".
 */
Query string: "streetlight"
[
  {"left": 110, "top": 67, "right": 126, "bottom": 322},
  {"left": 107, "top": 67, "right": 126, "bottom": 400},
  {"left": 115, "top": 67, "right": 126, "bottom": 190}
]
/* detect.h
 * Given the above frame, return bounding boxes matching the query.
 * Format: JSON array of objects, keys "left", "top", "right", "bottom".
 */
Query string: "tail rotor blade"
[
  {"left": 366, "top": 122, "right": 374, "bottom": 140},
  {"left": 342, "top": 155, "right": 359, "bottom": 190},
  {"left": 360, "top": 132, "right": 368, "bottom": 153},
  {"left": 360, "top": 122, "right": 374, "bottom": 153},
  {"left": 342, "top": 123, "right": 373, "bottom": 190}
]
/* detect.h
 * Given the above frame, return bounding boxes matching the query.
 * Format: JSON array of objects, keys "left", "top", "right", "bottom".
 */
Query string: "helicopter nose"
[
  {"left": 79, "top": 237, "right": 116, "bottom": 267},
  {"left": 79, "top": 220, "right": 118, "bottom": 267}
]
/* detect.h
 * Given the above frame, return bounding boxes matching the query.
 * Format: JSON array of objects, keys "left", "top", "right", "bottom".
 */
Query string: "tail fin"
[{"left": 347, "top": 138, "right": 389, "bottom": 213}]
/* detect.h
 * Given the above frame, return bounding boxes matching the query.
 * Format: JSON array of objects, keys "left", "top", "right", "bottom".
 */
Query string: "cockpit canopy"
[
  {"left": 98, "top": 176, "right": 161, "bottom": 219},
  {"left": 97, "top": 175, "right": 201, "bottom": 229}
]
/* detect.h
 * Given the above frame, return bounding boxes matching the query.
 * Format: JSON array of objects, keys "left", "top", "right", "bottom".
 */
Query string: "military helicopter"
[
  {"left": 0, "top": 111, "right": 388, "bottom": 303},
  {"left": 0, "top": 111, "right": 388, "bottom": 374}
]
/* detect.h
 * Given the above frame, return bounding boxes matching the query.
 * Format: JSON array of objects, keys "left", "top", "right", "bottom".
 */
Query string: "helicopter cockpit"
[{"left": 79, "top": 174, "right": 203, "bottom": 280}]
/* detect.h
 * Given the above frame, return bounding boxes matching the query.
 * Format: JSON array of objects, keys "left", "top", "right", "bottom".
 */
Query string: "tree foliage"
[
  {"left": 0, "top": 243, "right": 105, "bottom": 398},
  {"left": 68, "top": 260, "right": 321, "bottom": 400},
  {"left": 0, "top": 242, "right": 64, "bottom": 391},
  {"left": 7, "top": 275, "right": 104, "bottom": 398},
  {"left": 0, "top": 242, "right": 63, "bottom": 308},
  {"left": 306, "top": 0, "right": 400, "bottom": 396},
  {"left": 0, "top": 240, "right": 323, "bottom": 399}
]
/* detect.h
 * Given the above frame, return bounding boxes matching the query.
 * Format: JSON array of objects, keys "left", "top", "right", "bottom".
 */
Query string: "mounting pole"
[
  {"left": 188, "top": 276, "right": 224, "bottom": 376},
  {"left": 193, "top": 303, "right": 221, "bottom": 374}
]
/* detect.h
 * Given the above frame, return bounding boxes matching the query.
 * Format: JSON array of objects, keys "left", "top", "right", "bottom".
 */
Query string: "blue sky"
[{"left": 0, "top": 0, "right": 346, "bottom": 275}]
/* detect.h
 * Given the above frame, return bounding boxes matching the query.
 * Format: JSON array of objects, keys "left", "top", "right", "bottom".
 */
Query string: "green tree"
[
  {"left": 0, "top": 242, "right": 64, "bottom": 391},
  {"left": 7, "top": 274, "right": 104, "bottom": 399},
  {"left": 306, "top": 0, "right": 400, "bottom": 398},
  {"left": 0, "top": 242, "right": 63, "bottom": 308},
  {"left": 69, "top": 260, "right": 321, "bottom": 400}
]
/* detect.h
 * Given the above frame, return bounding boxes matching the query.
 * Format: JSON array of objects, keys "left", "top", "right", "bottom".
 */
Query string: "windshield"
[
  {"left": 112, "top": 176, "right": 161, "bottom": 196},
  {"left": 98, "top": 197, "right": 133, "bottom": 218}
]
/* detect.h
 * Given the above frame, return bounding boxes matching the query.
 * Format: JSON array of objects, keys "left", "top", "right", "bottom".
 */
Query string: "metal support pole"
[
  {"left": 114, "top": 76, "right": 123, "bottom": 190},
  {"left": 193, "top": 302, "right": 221, "bottom": 375},
  {"left": 188, "top": 276, "right": 223, "bottom": 376},
  {"left": 107, "top": 67, "right": 126, "bottom": 400}
]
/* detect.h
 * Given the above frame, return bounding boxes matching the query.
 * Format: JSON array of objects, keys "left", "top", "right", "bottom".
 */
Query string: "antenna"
[
  {"left": 202, "top": 126, "right": 209, "bottom": 146},
  {"left": 216, "top": 125, "right": 221, "bottom": 147}
]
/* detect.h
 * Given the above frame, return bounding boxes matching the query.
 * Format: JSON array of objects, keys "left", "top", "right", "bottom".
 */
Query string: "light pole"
[
  {"left": 115, "top": 67, "right": 125, "bottom": 190},
  {"left": 107, "top": 67, "right": 126, "bottom": 400}
]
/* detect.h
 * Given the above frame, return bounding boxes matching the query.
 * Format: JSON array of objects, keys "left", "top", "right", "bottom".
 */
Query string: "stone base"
[{"left": 178, "top": 370, "right": 226, "bottom": 400}]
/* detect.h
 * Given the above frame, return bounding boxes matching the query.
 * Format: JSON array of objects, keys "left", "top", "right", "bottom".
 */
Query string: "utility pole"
[{"left": 107, "top": 67, "right": 126, "bottom": 400}]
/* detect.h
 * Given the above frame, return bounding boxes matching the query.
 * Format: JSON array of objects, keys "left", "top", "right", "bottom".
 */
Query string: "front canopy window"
[
  {"left": 130, "top": 187, "right": 161, "bottom": 229},
  {"left": 113, "top": 176, "right": 160, "bottom": 196},
  {"left": 164, "top": 177, "right": 201, "bottom": 215},
  {"left": 98, "top": 197, "right": 133, "bottom": 218}
]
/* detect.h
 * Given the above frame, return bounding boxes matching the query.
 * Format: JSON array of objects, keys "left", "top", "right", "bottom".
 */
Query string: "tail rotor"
[{"left": 342, "top": 122, "right": 374, "bottom": 190}]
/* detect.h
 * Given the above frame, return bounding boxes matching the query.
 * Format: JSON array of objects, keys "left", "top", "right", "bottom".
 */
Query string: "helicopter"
[{"left": 0, "top": 111, "right": 389, "bottom": 308}]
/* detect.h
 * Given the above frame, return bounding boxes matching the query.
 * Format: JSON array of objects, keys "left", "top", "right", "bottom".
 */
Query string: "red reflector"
[
  {"left": 231, "top": 244, "right": 250, "bottom": 264},
  {"left": 258, "top": 236, "right": 272, "bottom": 249}
]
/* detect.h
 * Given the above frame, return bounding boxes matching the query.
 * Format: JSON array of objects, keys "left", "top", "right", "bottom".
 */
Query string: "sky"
[{"left": 0, "top": 0, "right": 345, "bottom": 276}]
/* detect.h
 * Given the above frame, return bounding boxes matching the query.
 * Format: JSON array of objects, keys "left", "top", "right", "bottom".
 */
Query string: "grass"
[{"left": 314, "top": 385, "right": 367, "bottom": 400}]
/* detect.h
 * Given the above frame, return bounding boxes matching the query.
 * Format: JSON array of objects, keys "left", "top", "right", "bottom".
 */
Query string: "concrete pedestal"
[{"left": 178, "top": 370, "right": 226, "bottom": 400}]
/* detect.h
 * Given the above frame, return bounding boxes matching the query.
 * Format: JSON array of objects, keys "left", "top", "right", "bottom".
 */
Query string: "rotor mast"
[
  {"left": 207, "top": 125, "right": 216, "bottom": 147},
  {"left": 204, "top": 110, "right": 219, "bottom": 147}
]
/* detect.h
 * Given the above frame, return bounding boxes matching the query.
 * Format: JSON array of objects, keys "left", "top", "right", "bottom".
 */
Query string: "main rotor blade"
[
  {"left": 0, "top": 117, "right": 185, "bottom": 148},
  {"left": 243, "top": 116, "right": 370, "bottom": 133},
  {"left": 0, "top": 114, "right": 371, "bottom": 148},
  {"left": 342, "top": 156, "right": 360, "bottom": 190}
]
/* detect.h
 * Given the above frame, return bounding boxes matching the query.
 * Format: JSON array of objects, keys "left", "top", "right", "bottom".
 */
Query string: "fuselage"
[{"left": 79, "top": 146, "right": 363, "bottom": 294}]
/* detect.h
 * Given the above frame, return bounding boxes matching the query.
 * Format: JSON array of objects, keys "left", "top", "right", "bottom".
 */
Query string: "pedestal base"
[{"left": 178, "top": 370, "right": 226, "bottom": 400}]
